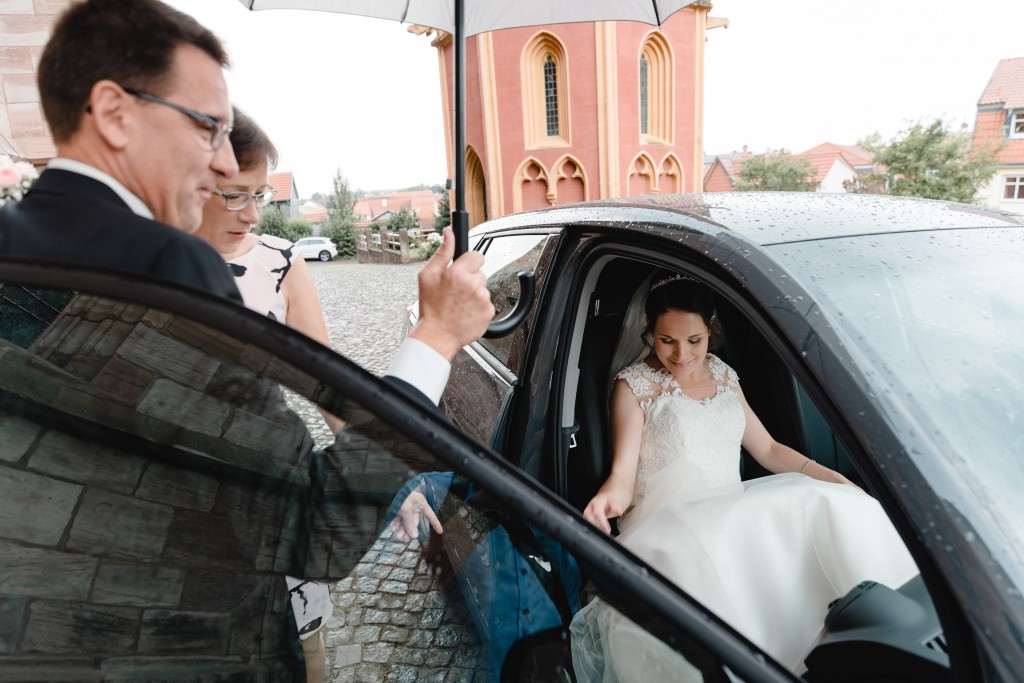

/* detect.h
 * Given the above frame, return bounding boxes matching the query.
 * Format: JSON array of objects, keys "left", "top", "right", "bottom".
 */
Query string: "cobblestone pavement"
[
  {"left": 296, "top": 260, "right": 492, "bottom": 681},
  {"left": 282, "top": 259, "right": 424, "bottom": 448},
  {"left": 308, "top": 259, "right": 424, "bottom": 375}
]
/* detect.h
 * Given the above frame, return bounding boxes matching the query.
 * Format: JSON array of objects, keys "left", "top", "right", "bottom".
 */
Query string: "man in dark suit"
[
  {"left": 0, "top": 2, "right": 497, "bottom": 679},
  {"left": 0, "top": 0, "right": 241, "bottom": 301},
  {"left": 0, "top": 0, "right": 494, "bottom": 401}
]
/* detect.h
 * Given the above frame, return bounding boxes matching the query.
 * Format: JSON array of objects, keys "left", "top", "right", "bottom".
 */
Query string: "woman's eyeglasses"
[{"left": 213, "top": 186, "right": 277, "bottom": 211}]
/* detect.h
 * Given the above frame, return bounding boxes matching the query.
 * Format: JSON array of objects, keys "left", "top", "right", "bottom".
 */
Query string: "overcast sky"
[{"left": 165, "top": 0, "right": 1023, "bottom": 197}]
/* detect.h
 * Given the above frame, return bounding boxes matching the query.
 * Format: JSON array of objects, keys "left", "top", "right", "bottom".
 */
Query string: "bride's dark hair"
[{"left": 643, "top": 271, "right": 723, "bottom": 350}]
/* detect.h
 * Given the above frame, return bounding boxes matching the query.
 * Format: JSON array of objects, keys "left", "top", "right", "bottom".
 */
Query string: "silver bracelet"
[{"left": 800, "top": 459, "right": 815, "bottom": 474}]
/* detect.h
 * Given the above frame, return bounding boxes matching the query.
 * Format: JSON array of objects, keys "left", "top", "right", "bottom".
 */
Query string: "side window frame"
[{"left": 472, "top": 231, "right": 558, "bottom": 377}]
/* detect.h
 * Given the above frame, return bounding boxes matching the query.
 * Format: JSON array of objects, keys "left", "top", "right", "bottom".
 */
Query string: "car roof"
[{"left": 473, "top": 192, "right": 1024, "bottom": 245}]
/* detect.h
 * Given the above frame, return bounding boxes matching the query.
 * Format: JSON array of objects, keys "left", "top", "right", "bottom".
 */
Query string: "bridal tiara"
[{"left": 651, "top": 273, "right": 701, "bottom": 292}]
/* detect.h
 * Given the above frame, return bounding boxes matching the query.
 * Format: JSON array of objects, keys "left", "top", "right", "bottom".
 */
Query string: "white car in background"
[{"left": 293, "top": 236, "right": 337, "bottom": 261}]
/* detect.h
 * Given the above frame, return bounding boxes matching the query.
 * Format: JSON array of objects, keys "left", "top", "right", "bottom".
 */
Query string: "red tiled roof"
[
  {"left": 703, "top": 162, "right": 736, "bottom": 192},
  {"left": 973, "top": 110, "right": 1024, "bottom": 164},
  {"left": 718, "top": 156, "right": 742, "bottom": 178},
  {"left": 978, "top": 57, "right": 1024, "bottom": 108},
  {"left": 299, "top": 199, "right": 328, "bottom": 223},
  {"left": 799, "top": 142, "right": 873, "bottom": 168},
  {"left": 701, "top": 152, "right": 754, "bottom": 190},
  {"left": 353, "top": 190, "right": 438, "bottom": 228},
  {"left": 267, "top": 172, "right": 295, "bottom": 201},
  {"left": 794, "top": 143, "right": 874, "bottom": 184}
]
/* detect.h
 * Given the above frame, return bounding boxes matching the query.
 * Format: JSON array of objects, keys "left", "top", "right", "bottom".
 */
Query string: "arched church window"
[
  {"left": 522, "top": 32, "right": 569, "bottom": 149},
  {"left": 544, "top": 55, "right": 559, "bottom": 137},
  {"left": 640, "top": 54, "right": 649, "bottom": 136},
  {"left": 639, "top": 33, "right": 673, "bottom": 144}
]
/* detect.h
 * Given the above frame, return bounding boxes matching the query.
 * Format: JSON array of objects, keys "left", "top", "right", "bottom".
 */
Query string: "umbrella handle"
[
  {"left": 482, "top": 270, "right": 536, "bottom": 339},
  {"left": 451, "top": 209, "right": 534, "bottom": 338}
]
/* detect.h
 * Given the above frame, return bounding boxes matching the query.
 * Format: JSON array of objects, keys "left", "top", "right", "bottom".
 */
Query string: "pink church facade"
[{"left": 422, "top": 3, "right": 718, "bottom": 227}]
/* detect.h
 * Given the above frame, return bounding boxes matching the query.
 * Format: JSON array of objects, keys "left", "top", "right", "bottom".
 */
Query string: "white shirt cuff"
[{"left": 386, "top": 337, "right": 452, "bottom": 405}]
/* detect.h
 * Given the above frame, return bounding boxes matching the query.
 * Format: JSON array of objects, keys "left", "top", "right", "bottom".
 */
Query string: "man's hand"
[
  {"left": 389, "top": 491, "right": 444, "bottom": 543},
  {"left": 409, "top": 227, "right": 494, "bottom": 360}
]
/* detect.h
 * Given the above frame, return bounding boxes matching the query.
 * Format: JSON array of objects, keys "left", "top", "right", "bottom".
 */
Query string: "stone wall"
[
  {"left": 0, "top": 290, "right": 491, "bottom": 681},
  {"left": 0, "top": 0, "right": 71, "bottom": 162},
  {"left": 0, "top": 293, "right": 313, "bottom": 680}
]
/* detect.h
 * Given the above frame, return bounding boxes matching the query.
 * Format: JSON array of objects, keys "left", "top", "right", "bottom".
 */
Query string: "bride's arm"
[
  {"left": 736, "top": 384, "right": 854, "bottom": 486},
  {"left": 582, "top": 379, "right": 644, "bottom": 534}
]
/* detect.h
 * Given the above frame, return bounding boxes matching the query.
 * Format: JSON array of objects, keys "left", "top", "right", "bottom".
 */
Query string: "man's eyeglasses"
[
  {"left": 213, "top": 186, "right": 277, "bottom": 211},
  {"left": 123, "top": 87, "right": 233, "bottom": 151}
]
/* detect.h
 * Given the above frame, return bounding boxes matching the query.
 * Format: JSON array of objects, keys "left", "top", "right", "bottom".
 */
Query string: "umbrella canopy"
[
  {"left": 238, "top": 1, "right": 700, "bottom": 37},
  {"left": 236, "top": 0, "right": 701, "bottom": 336}
]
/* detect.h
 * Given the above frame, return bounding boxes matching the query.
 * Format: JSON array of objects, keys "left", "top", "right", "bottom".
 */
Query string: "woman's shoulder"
[
  {"left": 615, "top": 360, "right": 664, "bottom": 398},
  {"left": 707, "top": 353, "right": 740, "bottom": 386},
  {"left": 615, "top": 361, "right": 654, "bottom": 382},
  {"left": 256, "top": 233, "right": 295, "bottom": 251}
]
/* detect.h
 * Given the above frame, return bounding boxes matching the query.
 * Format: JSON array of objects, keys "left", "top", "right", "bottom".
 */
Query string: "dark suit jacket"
[{"left": 0, "top": 168, "right": 241, "bottom": 303}]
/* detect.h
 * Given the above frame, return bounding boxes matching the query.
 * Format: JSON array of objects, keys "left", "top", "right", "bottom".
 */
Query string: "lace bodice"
[{"left": 617, "top": 354, "right": 745, "bottom": 503}]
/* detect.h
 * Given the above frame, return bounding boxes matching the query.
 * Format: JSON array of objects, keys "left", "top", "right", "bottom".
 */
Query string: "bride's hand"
[{"left": 583, "top": 492, "right": 627, "bottom": 535}]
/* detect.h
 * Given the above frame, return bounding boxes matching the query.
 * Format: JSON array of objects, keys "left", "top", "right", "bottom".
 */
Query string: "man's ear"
[{"left": 86, "top": 80, "right": 132, "bottom": 150}]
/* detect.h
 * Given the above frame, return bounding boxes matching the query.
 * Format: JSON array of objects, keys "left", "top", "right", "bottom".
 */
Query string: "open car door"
[{"left": 0, "top": 261, "right": 794, "bottom": 683}]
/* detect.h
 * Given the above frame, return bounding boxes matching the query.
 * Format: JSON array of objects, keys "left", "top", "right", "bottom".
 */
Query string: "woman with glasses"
[
  {"left": 196, "top": 108, "right": 331, "bottom": 348},
  {"left": 195, "top": 108, "right": 336, "bottom": 683}
]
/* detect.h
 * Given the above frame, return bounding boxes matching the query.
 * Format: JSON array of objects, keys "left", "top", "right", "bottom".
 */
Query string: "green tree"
[
  {"left": 384, "top": 208, "right": 420, "bottom": 233},
  {"left": 255, "top": 209, "right": 312, "bottom": 243},
  {"left": 734, "top": 150, "right": 817, "bottom": 191},
  {"left": 323, "top": 168, "right": 357, "bottom": 258},
  {"left": 255, "top": 206, "right": 287, "bottom": 238},
  {"left": 846, "top": 119, "right": 999, "bottom": 202},
  {"left": 284, "top": 219, "right": 312, "bottom": 243},
  {"left": 433, "top": 191, "right": 451, "bottom": 232}
]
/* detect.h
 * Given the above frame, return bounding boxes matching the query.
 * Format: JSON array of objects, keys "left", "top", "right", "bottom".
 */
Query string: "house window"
[
  {"left": 1004, "top": 176, "right": 1024, "bottom": 200},
  {"left": 544, "top": 56, "right": 559, "bottom": 137},
  {"left": 521, "top": 32, "right": 569, "bottom": 149},
  {"left": 1011, "top": 111, "right": 1024, "bottom": 138},
  {"left": 639, "top": 55, "right": 649, "bottom": 136},
  {"left": 638, "top": 32, "right": 673, "bottom": 144}
]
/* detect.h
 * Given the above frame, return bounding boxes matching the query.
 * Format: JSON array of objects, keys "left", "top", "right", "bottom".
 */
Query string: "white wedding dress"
[{"left": 570, "top": 355, "right": 919, "bottom": 680}]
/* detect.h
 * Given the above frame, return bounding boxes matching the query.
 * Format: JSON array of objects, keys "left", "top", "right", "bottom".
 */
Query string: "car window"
[
  {"left": 0, "top": 273, "right": 780, "bottom": 683},
  {"left": 477, "top": 234, "right": 550, "bottom": 368}
]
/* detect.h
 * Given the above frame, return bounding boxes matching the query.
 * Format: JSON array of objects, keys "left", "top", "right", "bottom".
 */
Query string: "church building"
[{"left": 417, "top": 2, "right": 726, "bottom": 227}]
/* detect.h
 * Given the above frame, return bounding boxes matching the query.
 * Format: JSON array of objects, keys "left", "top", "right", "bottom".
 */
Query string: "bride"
[{"left": 571, "top": 271, "right": 919, "bottom": 680}]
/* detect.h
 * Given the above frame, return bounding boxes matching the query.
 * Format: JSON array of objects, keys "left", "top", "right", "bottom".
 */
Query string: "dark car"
[
  {"left": 413, "top": 192, "right": 1024, "bottom": 683},
  {"left": 1, "top": 191, "right": 1021, "bottom": 683}
]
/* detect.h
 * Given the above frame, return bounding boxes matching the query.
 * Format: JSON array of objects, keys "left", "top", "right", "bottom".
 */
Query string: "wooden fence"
[{"left": 355, "top": 228, "right": 422, "bottom": 264}]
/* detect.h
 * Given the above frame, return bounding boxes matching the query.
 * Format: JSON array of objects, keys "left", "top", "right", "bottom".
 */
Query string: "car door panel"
[
  {"left": 442, "top": 342, "right": 513, "bottom": 447},
  {"left": 439, "top": 233, "right": 558, "bottom": 452}
]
